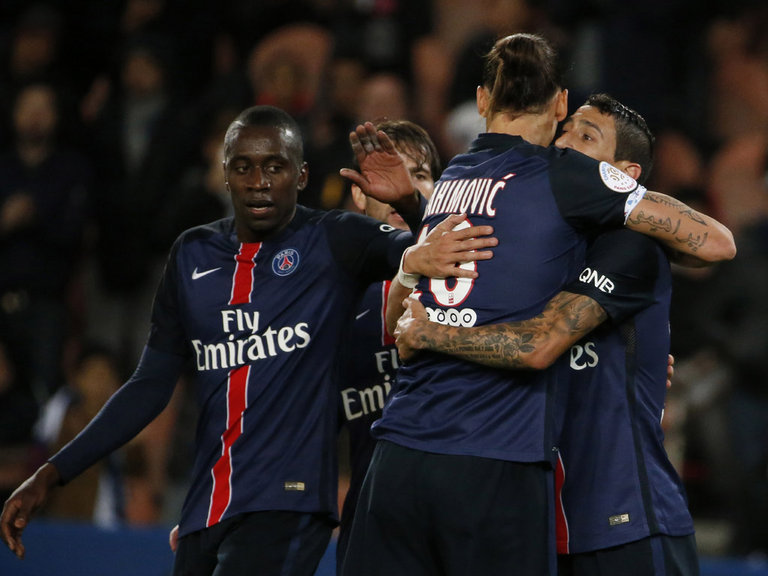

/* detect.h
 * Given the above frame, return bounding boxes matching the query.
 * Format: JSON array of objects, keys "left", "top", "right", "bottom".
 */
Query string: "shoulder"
[
  {"left": 586, "top": 228, "right": 664, "bottom": 278},
  {"left": 173, "top": 217, "right": 234, "bottom": 248},
  {"left": 311, "top": 206, "right": 395, "bottom": 236},
  {"left": 590, "top": 228, "right": 659, "bottom": 252}
]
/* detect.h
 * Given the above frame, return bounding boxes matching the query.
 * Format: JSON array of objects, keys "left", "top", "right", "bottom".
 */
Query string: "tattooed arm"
[
  {"left": 394, "top": 291, "right": 607, "bottom": 369},
  {"left": 626, "top": 191, "right": 736, "bottom": 264}
]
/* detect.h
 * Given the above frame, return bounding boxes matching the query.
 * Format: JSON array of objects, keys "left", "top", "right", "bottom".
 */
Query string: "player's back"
[{"left": 373, "top": 133, "right": 633, "bottom": 464}]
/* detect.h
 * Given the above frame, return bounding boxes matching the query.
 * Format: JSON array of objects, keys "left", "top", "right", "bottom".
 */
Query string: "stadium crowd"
[{"left": 0, "top": 0, "right": 766, "bottom": 561}]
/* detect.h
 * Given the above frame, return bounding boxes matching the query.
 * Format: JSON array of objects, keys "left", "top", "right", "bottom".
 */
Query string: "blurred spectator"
[
  {"left": 305, "top": 70, "right": 415, "bottom": 211},
  {"left": 645, "top": 131, "right": 706, "bottom": 195},
  {"left": 302, "top": 53, "right": 368, "bottom": 210},
  {"left": 355, "top": 72, "right": 413, "bottom": 126},
  {"left": 0, "top": 82, "right": 92, "bottom": 406},
  {"left": 703, "top": 125, "right": 768, "bottom": 556},
  {"left": 442, "top": 0, "right": 559, "bottom": 157},
  {"left": 688, "top": 220, "right": 768, "bottom": 557},
  {"left": 329, "top": 0, "right": 436, "bottom": 82},
  {"left": 245, "top": 22, "right": 333, "bottom": 132},
  {"left": 0, "top": 5, "right": 69, "bottom": 122},
  {"left": 82, "top": 37, "right": 193, "bottom": 373},
  {"left": 165, "top": 107, "right": 236, "bottom": 240},
  {"left": 706, "top": 3, "right": 768, "bottom": 143},
  {"left": 33, "top": 343, "right": 123, "bottom": 527},
  {"left": 708, "top": 131, "right": 768, "bottom": 240}
]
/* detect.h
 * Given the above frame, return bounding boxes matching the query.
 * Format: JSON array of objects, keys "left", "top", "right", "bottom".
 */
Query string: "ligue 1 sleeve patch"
[
  {"left": 599, "top": 161, "right": 638, "bottom": 193},
  {"left": 272, "top": 248, "right": 300, "bottom": 276}
]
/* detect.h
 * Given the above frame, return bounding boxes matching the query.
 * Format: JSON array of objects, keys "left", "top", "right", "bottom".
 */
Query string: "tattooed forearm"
[
  {"left": 628, "top": 192, "right": 711, "bottom": 253},
  {"left": 426, "top": 328, "right": 538, "bottom": 369},
  {"left": 413, "top": 292, "right": 607, "bottom": 370}
]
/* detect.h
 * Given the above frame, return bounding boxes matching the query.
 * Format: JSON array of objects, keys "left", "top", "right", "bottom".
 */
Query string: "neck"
[{"left": 485, "top": 112, "right": 557, "bottom": 147}]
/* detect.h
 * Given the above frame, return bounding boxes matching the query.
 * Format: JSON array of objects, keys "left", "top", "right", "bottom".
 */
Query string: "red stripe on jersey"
[
  {"left": 207, "top": 365, "right": 250, "bottom": 526},
  {"left": 555, "top": 452, "right": 570, "bottom": 554},
  {"left": 229, "top": 243, "right": 261, "bottom": 305},
  {"left": 381, "top": 280, "right": 395, "bottom": 346}
]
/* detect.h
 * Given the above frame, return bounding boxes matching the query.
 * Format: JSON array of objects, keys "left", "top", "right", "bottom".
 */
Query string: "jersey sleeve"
[
  {"left": 549, "top": 150, "right": 644, "bottom": 232},
  {"left": 564, "top": 229, "right": 659, "bottom": 324},
  {"left": 326, "top": 210, "right": 413, "bottom": 285},
  {"left": 147, "top": 236, "right": 190, "bottom": 357}
]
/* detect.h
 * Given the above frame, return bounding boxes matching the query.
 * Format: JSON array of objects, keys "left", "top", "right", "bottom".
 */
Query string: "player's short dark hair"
[
  {"left": 482, "top": 33, "right": 564, "bottom": 119},
  {"left": 224, "top": 105, "right": 304, "bottom": 167},
  {"left": 585, "top": 93, "right": 655, "bottom": 185}
]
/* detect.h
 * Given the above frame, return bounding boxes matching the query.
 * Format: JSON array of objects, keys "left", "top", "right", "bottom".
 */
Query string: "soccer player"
[
  {"left": 337, "top": 119, "right": 442, "bottom": 568},
  {"left": 340, "top": 34, "right": 734, "bottom": 576},
  {"left": 0, "top": 105, "right": 486, "bottom": 576},
  {"left": 395, "top": 93, "right": 701, "bottom": 575}
]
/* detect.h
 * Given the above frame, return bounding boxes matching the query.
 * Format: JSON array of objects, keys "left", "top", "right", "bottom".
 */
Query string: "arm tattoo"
[
  {"left": 420, "top": 292, "right": 607, "bottom": 370},
  {"left": 628, "top": 192, "right": 709, "bottom": 253}
]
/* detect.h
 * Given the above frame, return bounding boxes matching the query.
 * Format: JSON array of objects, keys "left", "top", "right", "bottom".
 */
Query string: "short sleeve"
[
  {"left": 565, "top": 229, "right": 660, "bottom": 324},
  {"left": 549, "top": 150, "right": 641, "bottom": 232}
]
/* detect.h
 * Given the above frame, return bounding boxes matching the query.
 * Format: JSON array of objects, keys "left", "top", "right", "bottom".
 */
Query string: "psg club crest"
[{"left": 272, "top": 248, "right": 300, "bottom": 276}]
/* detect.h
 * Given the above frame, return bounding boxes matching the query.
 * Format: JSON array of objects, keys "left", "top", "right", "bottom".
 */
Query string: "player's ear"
[
  {"left": 555, "top": 89, "right": 568, "bottom": 122},
  {"left": 476, "top": 85, "right": 489, "bottom": 118},
  {"left": 615, "top": 161, "right": 642, "bottom": 182},
  {"left": 350, "top": 184, "right": 367, "bottom": 212},
  {"left": 297, "top": 162, "right": 309, "bottom": 191}
]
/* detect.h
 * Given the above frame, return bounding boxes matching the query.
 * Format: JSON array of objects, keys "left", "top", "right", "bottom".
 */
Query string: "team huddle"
[{"left": 1, "top": 33, "right": 735, "bottom": 576}]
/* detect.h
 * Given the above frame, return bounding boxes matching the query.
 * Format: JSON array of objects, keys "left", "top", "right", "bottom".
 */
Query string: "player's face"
[
  {"left": 554, "top": 105, "right": 617, "bottom": 164},
  {"left": 363, "top": 146, "right": 435, "bottom": 230},
  {"left": 224, "top": 125, "right": 308, "bottom": 242}
]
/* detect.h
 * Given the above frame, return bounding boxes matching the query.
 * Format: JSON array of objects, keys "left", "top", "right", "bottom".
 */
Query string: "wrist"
[
  {"left": 398, "top": 247, "right": 421, "bottom": 289},
  {"left": 392, "top": 189, "right": 420, "bottom": 215},
  {"left": 39, "top": 462, "right": 62, "bottom": 487}
]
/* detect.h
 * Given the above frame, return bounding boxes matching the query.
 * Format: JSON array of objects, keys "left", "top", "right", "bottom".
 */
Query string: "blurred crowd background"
[{"left": 0, "top": 0, "right": 766, "bottom": 561}]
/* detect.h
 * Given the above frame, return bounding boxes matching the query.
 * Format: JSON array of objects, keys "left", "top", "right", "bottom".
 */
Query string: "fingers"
[
  {"left": 338, "top": 167, "right": 366, "bottom": 189},
  {"left": 432, "top": 213, "right": 469, "bottom": 233},
  {"left": 408, "top": 296, "right": 426, "bottom": 314},
  {"left": 351, "top": 123, "right": 385, "bottom": 154},
  {"left": 1, "top": 499, "right": 25, "bottom": 558},
  {"left": 169, "top": 524, "right": 179, "bottom": 553}
]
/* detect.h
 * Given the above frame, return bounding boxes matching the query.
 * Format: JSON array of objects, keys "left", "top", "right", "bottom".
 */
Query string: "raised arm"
[
  {"left": 339, "top": 122, "right": 421, "bottom": 219},
  {"left": 394, "top": 291, "right": 607, "bottom": 369},
  {"left": 627, "top": 190, "right": 736, "bottom": 263}
]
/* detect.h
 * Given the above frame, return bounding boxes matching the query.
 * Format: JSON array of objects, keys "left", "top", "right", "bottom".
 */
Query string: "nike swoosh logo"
[
  {"left": 192, "top": 267, "right": 221, "bottom": 280},
  {"left": 355, "top": 309, "right": 370, "bottom": 320}
]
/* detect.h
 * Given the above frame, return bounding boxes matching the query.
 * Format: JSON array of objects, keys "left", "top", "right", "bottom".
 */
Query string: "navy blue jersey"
[
  {"left": 142, "top": 206, "right": 409, "bottom": 537},
  {"left": 555, "top": 229, "right": 694, "bottom": 554},
  {"left": 338, "top": 280, "right": 398, "bottom": 552},
  {"left": 372, "top": 133, "right": 644, "bottom": 464}
]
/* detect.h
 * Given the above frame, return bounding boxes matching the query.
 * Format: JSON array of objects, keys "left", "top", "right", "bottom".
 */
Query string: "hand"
[
  {"left": 394, "top": 297, "right": 431, "bottom": 362},
  {"left": 667, "top": 354, "right": 675, "bottom": 389},
  {"left": 169, "top": 524, "right": 179, "bottom": 552},
  {"left": 404, "top": 214, "right": 497, "bottom": 279},
  {"left": 339, "top": 122, "right": 417, "bottom": 209},
  {"left": 1, "top": 463, "right": 60, "bottom": 559}
]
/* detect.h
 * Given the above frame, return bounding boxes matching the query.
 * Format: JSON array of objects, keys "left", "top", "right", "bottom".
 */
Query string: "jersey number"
[{"left": 418, "top": 219, "right": 477, "bottom": 307}]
